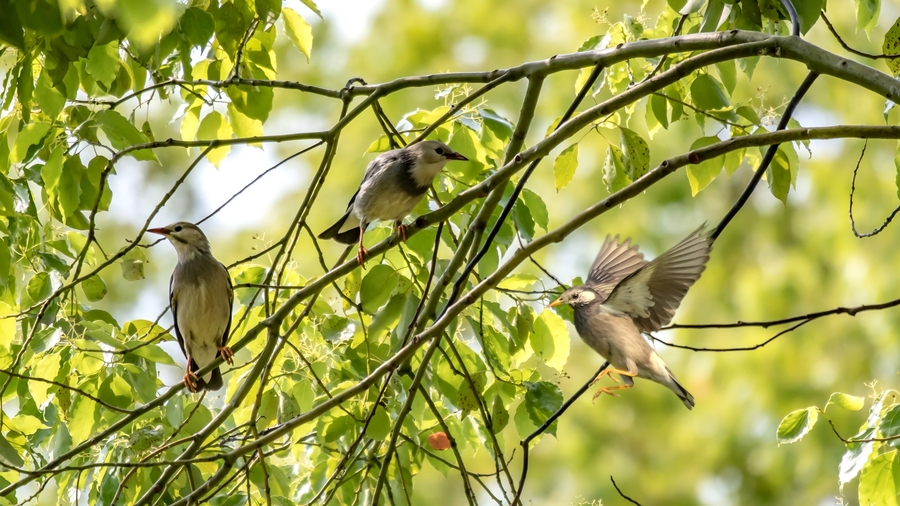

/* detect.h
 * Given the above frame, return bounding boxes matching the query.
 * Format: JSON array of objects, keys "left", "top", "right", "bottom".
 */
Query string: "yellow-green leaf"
[
  {"left": 282, "top": 8, "right": 313, "bottom": 62},
  {"left": 197, "top": 111, "right": 233, "bottom": 168}
]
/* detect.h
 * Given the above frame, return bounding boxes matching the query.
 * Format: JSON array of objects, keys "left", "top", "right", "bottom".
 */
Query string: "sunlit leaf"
[
  {"left": 776, "top": 407, "right": 818, "bottom": 445},
  {"left": 826, "top": 392, "right": 866, "bottom": 412},
  {"left": 282, "top": 7, "right": 313, "bottom": 61},
  {"left": 859, "top": 449, "right": 900, "bottom": 506},
  {"left": 553, "top": 143, "right": 578, "bottom": 192},
  {"left": 197, "top": 111, "right": 233, "bottom": 168}
]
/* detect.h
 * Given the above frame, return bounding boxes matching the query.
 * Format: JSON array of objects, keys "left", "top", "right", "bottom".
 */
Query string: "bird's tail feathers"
[
  {"left": 188, "top": 358, "right": 224, "bottom": 391},
  {"left": 200, "top": 367, "right": 224, "bottom": 391},
  {"left": 319, "top": 211, "right": 363, "bottom": 244},
  {"left": 665, "top": 366, "right": 695, "bottom": 410}
]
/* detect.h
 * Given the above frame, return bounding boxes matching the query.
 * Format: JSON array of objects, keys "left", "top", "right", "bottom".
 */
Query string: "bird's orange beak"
[
  {"left": 548, "top": 298, "right": 563, "bottom": 307},
  {"left": 147, "top": 227, "right": 169, "bottom": 235},
  {"left": 445, "top": 152, "right": 468, "bottom": 161}
]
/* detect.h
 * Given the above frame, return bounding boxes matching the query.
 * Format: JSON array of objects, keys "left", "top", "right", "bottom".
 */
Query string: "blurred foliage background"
[{"left": 3, "top": 0, "right": 900, "bottom": 504}]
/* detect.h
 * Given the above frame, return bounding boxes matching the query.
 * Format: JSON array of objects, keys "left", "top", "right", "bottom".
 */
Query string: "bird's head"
[
  {"left": 406, "top": 140, "right": 467, "bottom": 186},
  {"left": 549, "top": 286, "right": 600, "bottom": 308},
  {"left": 148, "top": 222, "right": 211, "bottom": 261}
]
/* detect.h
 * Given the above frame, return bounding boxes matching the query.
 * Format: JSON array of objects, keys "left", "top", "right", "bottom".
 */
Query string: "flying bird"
[
  {"left": 149, "top": 222, "right": 234, "bottom": 392},
  {"left": 549, "top": 226, "right": 712, "bottom": 409},
  {"left": 318, "top": 140, "right": 467, "bottom": 265}
]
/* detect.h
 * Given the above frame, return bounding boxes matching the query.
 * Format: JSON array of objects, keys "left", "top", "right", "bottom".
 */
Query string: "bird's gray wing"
[
  {"left": 169, "top": 272, "right": 187, "bottom": 357},
  {"left": 586, "top": 235, "right": 647, "bottom": 300},
  {"left": 602, "top": 226, "right": 712, "bottom": 332},
  {"left": 219, "top": 261, "right": 233, "bottom": 349},
  {"left": 341, "top": 149, "right": 400, "bottom": 210}
]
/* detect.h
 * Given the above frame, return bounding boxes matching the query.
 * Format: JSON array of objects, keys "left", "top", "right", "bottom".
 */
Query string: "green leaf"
[
  {"left": 23, "top": 272, "right": 52, "bottom": 307},
  {"left": 795, "top": 0, "right": 824, "bottom": 34},
  {"left": 255, "top": 0, "right": 281, "bottom": 24},
  {"left": 856, "top": 0, "right": 881, "bottom": 37},
  {"left": 35, "top": 70, "right": 66, "bottom": 120},
  {"left": 360, "top": 264, "right": 399, "bottom": 314},
  {"left": 197, "top": 111, "right": 233, "bottom": 168},
  {"left": 227, "top": 103, "right": 263, "bottom": 143},
  {"left": 491, "top": 396, "right": 509, "bottom": 434},
  {"left": 457, "top": 375, "right": 485, "bottom": 414},
  {"left": 282, "top": 8, "right": 313, "bottom": 62},
  {"left": 650, "top": 93, "right": 669, "bottom": 130},
  {"left": 58, "top": 155, "right": 84, "bottom": 218},
  {"left": 299, "top": 0, "right": 323, "bottom": 18},
  {"left": 766, "top": 146, "right": 791, "bottom": 204},
  {"left": 521, "top": 189, "right": 548, "bottom": 231},
  {"left": 180, "top": 7, "right": 216, "bottom": 47},
  {"left": 40, "top": 146, "right": 63, "bottom": 209},
  {"left": 884, "top": 17, "right": 900, "bottom": 77},
  {"left": 11, "top": 122, "right": 51, "bottom": 163},
  {"left": 127, "top": 343, "right": 179, "bottom": 367},
  {"left": 686, "top": 136, "right": 724, "bottom": 195},
  {"left": 365, "top": 406, "right": 391, "bottom": 440},
  {"left": 553, "top": 144, "right": 578, "bottom": 192},
  {"left": 82, "top": 275, "right": 107, "bottom": 302},
  {"left": 690, "top": 74, "right": 730, "bottom": 111},
  {"left": 879, "top": 405, "right": 900, "bottom": 444},
  {"left": 826, "top": 392, "right": 866, "bottom": 412},
  {"left": 841, "top": 428, "right": 877, "bottom": 484},
  {"left": 678, "top": 0, "right": 705, "bottom": 15},
  {"left": 0, "top": 0, "right": 25, "bottom": 49},
  {"left": 776, "top": 407, "right": 818, "bottom": 445},
  {"left": 524, "top": 381, "right": 563, "bottom": 436},
  {"left": 859, "top": 450, "right": 900, "bottom": 506},
  {"left": 530, "top": 309, "right": 569, "bottom": 372},
  {"left": 99, "top": 375, "right": 133, "bottom": 409},
  {"left": 94, "top": 110, "right": 157, "bottom": 162},
  {"left": 603, "top": 144, "right": 628, "bottom": 193},
  {"left": 86, "top": 42, "right": 120, "bottom": 88},
  {"left": 15, "top": 0, "right": 63, "bottom": 36},
  {"left": 11, "top": 414, "right": 46, "bottom": 435},
  {"left": 0, "top": 432, "right": 23, "bottom": 468},
  {"left": 620, "top": 127, "right": 649, "bottom": 181},
  {"left": 715, "top": 60, "right": 736, "bottom": 95}
]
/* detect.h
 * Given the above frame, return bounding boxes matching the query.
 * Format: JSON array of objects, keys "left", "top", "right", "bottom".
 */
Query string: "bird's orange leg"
[
  {"left": 356, "top": 228, "right": 369, "bottom": 267},
  {"left": 396, "top": 221, "right": 408, "bottom": 242},
  {"left": 218, "top": 346, "right": 234, "bottom": 366},
  {"left": 592, "top": 383, "right": 633, "bottom": 401},
  {"left": 590, "top": 367, "right": 637, "bottom": 386},
  {"left": 183, "top": 357, "right": 200, "bottom": 392}
]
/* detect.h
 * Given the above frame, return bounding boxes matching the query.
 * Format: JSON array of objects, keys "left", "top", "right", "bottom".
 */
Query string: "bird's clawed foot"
[
  {"left": 396, "top": 222, "right": 408, "bottom": 242},
  {"left": 356, "top": 246, "right": 369, "bottom": 267},
  {"left": 218, "top": 346, "right": 234, "bottom": 366},
  {"left": 183, "top": 360, "right": 200, "bottom": 392},
  {"left": 589, "top": 367, "right": 636, "bottom": 387},
  {"left": 592, "top": 384, "right": 632, "bottom": 401}
]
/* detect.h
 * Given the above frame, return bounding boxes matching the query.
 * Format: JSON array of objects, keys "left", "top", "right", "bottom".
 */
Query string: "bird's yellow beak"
[{"left": 548, "top": 298, "right": 563, "bottom": 307}]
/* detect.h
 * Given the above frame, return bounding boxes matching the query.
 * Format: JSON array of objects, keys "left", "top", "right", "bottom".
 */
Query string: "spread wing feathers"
[
  {"left": 602, "top": 226, "right": 712, "bottom": 332},
  {"left": 586, "top": 235, "right": 647, "bottom": 300}
]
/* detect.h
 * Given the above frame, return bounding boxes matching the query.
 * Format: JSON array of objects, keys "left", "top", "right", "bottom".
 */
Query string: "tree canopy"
[{"left": 1, "top": 0, "right": 900, "bottom": 504}]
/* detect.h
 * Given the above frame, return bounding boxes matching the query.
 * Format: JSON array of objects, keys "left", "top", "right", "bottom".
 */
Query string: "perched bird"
[
  {"left": 318, "top": 140, "right": 467, "bottom": 265},
  {"left": 549, "top": 226, "right": 712, "bottom": 409},
  {"left": 149, "top": 222, "right": 234, "bottom": 392}
]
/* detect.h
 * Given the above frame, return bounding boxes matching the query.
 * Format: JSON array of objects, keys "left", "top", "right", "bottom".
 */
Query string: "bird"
[
  {"left": 148, "top": 222, "right": 234, "bottom": 392},
  {"left": 549, "top": 226, "right": 712, "bottom": 410},
  {"left": 318, "top": 140, "right": 467, "bottom": 265}
]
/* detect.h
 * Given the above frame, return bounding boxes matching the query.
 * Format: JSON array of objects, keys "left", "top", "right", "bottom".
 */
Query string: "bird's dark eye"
[
  {"left": 435, "top": 147, "right": 444, "bottom": 155},
  {"left": 174, "top": 225, "right": 183, "bottom": 232}
]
